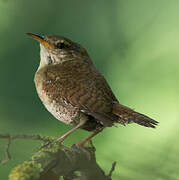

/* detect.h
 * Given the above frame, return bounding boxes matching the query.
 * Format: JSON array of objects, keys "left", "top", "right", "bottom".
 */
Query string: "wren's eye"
[
  {"left": 57, "top": 42, "right": 65, "bottom": 49},
  {"left": 56, "top": 40, "right": 71, "bottom": 49}
]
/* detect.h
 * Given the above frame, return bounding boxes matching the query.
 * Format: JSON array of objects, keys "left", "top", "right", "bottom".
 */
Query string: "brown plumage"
[{"left": 27, "top": 33, "right": 158, "bottom": 145}]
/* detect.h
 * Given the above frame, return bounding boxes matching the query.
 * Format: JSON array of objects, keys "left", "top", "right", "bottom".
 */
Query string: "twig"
[
  {"left": 0, "top": 137, "right": 11, "bottom": 165},
  {"left": 0, "top": 134, "right": 53, "bottom": 142},
  {"left": 0, "top": 133, "right": 54, "bottom": 166},
  {"left": 108, "top": 162, "right": 117, "bottom": 178}
]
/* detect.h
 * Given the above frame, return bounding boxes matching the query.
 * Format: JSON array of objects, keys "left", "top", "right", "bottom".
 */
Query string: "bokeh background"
[{"left": 0, "top": 0, "right": 178, "bottom": 179}]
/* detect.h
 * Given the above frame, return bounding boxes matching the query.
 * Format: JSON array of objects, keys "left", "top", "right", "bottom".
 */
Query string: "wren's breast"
[{"left": 34, "top": 69, "right": 79, "bottom": 125}]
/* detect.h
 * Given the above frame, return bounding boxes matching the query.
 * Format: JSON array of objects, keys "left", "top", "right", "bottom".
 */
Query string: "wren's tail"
[{"left": 112, "top": 103, "right": 158, "bottom": 128}]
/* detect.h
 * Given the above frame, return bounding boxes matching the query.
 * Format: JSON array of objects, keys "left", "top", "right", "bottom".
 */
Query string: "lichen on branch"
[{"left": 0, "top": 134, "right": 116, "bottom": 180}]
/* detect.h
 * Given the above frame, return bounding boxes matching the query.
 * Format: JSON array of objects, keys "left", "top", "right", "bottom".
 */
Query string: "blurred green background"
[{"left": 0, "top": 0, "right": 178, "bottom": 179}]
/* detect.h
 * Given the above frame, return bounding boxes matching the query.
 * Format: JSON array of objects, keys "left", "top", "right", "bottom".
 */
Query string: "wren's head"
[{"left": 27, "top": 33, "right": 89, "bottom": 69}]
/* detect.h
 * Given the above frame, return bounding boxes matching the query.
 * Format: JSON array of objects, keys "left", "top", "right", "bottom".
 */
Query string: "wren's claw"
[
  {"left": 57, "top": 136, "right": 65, "bottom": 144},
  {"left": 72, "top": 142, "right": 94, "bottom": 160},
  {"left": 76, "top": 128, "right": 103, "bottom": 147},
  {"left": 57, "top": 118, "right": 88, "bottom": 144}
]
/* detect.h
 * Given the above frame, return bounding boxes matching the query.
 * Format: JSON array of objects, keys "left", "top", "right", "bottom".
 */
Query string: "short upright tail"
[{"left": 112, "top": 103, "right": 158, "bottom": 128}]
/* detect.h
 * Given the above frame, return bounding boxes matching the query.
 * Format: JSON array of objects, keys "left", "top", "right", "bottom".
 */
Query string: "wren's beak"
[{"left": 26, "top": 33, "right": 54, "bottom": 49}]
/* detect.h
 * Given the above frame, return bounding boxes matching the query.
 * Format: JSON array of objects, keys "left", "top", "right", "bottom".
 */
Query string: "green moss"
[
  {"left": 9, "top": 161, "right": 43, "bottom": 180},
  {"left": 32, "top": 140, "right": 59, "bottom": 160},
  {"left": 9, "top": 139, "right": 61, "bottom": 180},
  {"left": 39, "top": 136, "right": 56, "bottom": 142}
]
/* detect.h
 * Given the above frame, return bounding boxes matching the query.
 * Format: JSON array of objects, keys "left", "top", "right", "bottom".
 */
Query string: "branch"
[
  {"left": 0, "top": 134, "right": 53, "bottom": 165},
  {"left": 0, "top": 134, "right": 53, "bottom": 142},
  {"left": 0, "top": 134, "right": 116, "bottom": 180},
  {"left": 0, "top": 137, "right": 11, "bottom": 165}
]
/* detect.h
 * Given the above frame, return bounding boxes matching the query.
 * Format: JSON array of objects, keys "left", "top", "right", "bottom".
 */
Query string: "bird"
[{"left": 27, "top": 33, "right": 158, "bottom": 146}]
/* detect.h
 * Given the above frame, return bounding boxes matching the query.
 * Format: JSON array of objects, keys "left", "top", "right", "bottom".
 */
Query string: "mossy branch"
[{"left": 0, "top": 134, "right": 116, "bottom": 180}]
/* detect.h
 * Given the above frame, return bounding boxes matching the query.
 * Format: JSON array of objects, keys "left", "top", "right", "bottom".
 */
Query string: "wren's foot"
[
  {"left": 75, "top": 140, "right": 86, "bottom": 148},
  {"left": 75, "top": 128, "right": 103, "bottom": 147},
  {"left": 57, "top": 117, "right": 88, "bottom": 143},
  {"left": 72, "top": 141, "right": 93, "bottom": 160},
  {"left": 74, "top": 129, "right": 103, "bottom": 159},
  {"left": 57, "top": 136, "right": 66, "bottom": 144}
]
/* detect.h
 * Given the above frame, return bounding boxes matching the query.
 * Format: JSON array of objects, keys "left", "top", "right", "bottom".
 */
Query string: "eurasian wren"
[{"left": 27, "top": 33, "right": 158, "bottom": 145}]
